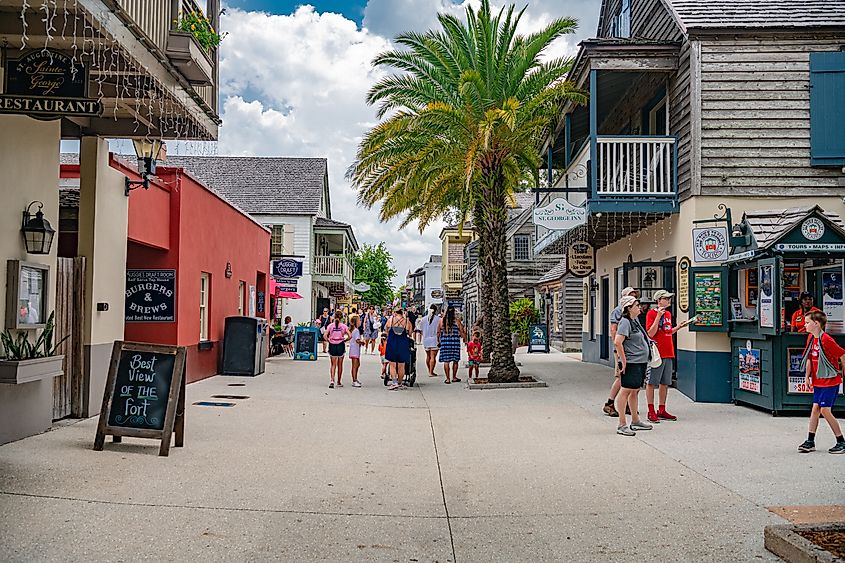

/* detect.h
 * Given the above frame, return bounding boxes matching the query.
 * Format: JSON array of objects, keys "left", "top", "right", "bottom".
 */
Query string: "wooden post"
[
  {"left": 158, "top": 348, "right": 187, "bottom": 457},
  {"left": 174, "top": 364, "right": 186, "bottom": 448},
  {"left": 93, "top": 341, "right": 122, "bottom": 451}
]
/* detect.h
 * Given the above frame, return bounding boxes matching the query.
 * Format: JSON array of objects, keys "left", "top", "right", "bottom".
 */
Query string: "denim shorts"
[
  {"left": 813, "top": 385, "right": 839, "bottom": 408},
  {"left": 468, "top": 360, "right": 480, "bottom": 366}
]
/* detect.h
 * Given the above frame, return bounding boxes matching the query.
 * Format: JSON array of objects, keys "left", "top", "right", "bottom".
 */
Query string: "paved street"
[{"left": 2, "top": 349, "right": 844, "bottom": 562}]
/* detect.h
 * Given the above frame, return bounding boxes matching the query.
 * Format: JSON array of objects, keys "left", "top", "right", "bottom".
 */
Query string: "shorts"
[
  {"left": 621, "top": 362, "right": 648, "bottom": 390},
  {"left": 468, "top": 360, "right": 480, "bottom": 367},
  {"left": 425, "top": 346, "right": 439, "bottom": 352},
  {"left": 647, "top": 358, "right": 674, "bottom": 386},
  {"left": 328, "top": 342, "right": 346, "bottom": 357},
  {"left": 813, "top": 385, "right": 839, "bottom": 408}
]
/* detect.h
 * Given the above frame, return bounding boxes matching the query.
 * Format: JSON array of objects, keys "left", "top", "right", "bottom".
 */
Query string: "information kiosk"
[{"left": 689, "top": 206, "right": 845, "bottom": 414}]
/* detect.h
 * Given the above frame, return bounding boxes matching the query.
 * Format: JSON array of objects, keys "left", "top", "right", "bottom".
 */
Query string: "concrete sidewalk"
[{"left": 1, "top": 347, "right": 842, "bottom": 561}]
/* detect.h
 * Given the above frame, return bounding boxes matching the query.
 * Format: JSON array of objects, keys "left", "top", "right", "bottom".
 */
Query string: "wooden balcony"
[
  {"left": 593, "top": 136, "right": 677, "bottom": 209},
  {"left": 313, "top": 255, "right": 354, "bottom": 296},
  {"left": 446, "top": 263, "right": 467, "bottom": 284}
]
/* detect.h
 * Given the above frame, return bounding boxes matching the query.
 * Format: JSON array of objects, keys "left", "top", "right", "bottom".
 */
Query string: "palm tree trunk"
[
  {"left": 481, "top": 192, "right": 520, "bottom": 383},
  {"left": 474, "top": 204, "right": 493, "bottom": 363}
]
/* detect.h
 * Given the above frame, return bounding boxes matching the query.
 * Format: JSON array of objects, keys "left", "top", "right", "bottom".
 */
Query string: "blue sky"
[{"left": 225, "top": 1, "right": 367, "bottom": 23}]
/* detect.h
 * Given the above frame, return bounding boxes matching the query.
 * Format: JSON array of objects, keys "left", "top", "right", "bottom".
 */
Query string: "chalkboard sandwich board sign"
[
  {"left": 294, "top": 326, "right": 319, "bottom": 361},
  {"left": 94, "top": 341, "right": 186, "bottom": 456}
]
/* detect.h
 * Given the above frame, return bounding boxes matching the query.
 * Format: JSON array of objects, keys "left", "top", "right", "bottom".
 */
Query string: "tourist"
[
  {"left": 798, "top": 310, "right": 845, "bottom": 454},
  {"left": 378, "top": 332, "right": 388, "bottom": 379},
  {"left": 419, "top": 304, "right": 441, "bottom": 377},
  {"left": 322, "top": 311, "right": 350, "bottom": 388},
  {"left": 317, "top": 307, "right": 330, "bottom": 354},
  {"left": 407, "top": 305, "right": 420, "bottom": 344},
  {"left": 645, "top": 290, "right": 696, "bottom": 423},
  {"left": 603, "top": 287, "right": 638, "bottom": 417},
  {"left": 438, "top": 305, "right": 466, "bottom": 384},
  {"left": 281, "top": 316, "right": 295, "bottom": 356},
  {"left": 613, "top": 295, "right": 653, "bottom": 436},
  {"left": 467, "top": 331, "right": 482, "bottom": 381},
  {"left": 792, "top": 292, "right": 821, "bottom": 333},
  {"left": 348, "top": 315, "right": 364, "bottom": 388},
  {"left": 363, "top": 306, "right": 379, "bottom": 354},
  {"left": 385, "top": 309, "right": 413, "bottom": 390}
]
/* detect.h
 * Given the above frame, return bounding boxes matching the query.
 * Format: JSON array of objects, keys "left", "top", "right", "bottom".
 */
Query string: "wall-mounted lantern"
[
  {"left": 125, "top": 139, "right": 166, "bottom": 196},
  {"left": 225, "top": 262, "right": 233, "bottom": 278},
  {"left": 21, "top": 201, "right": 55, "bottom": 255}
]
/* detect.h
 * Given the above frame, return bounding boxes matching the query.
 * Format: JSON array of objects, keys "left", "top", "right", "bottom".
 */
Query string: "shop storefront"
[{"left": 688, "top": 206, "right": 845, "bottom": 414}]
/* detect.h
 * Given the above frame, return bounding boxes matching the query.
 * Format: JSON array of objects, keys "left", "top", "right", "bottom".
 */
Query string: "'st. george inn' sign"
[
  {"left": 1, "top": 49, "right": 102, "bottom": 117},
  {"left": 532, "top": 197, "right": 587, "bottom": 231}
]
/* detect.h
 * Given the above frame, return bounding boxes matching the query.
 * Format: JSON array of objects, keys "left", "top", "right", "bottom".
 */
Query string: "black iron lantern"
[
  {"left": 21, "top": 201, "right": 55, "bottom": 255},
  {"left": 125, "top": 139, "right": 165, "bottom": 196}
]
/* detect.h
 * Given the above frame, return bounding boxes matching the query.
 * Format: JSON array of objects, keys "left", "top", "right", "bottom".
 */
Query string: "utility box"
[{"left": 222, "top": 316, "right": 267, "bottom": 376}]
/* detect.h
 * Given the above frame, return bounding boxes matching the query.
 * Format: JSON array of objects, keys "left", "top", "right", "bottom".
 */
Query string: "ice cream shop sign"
[{"left": 0, "top": 49, "right": 102, "bottom": 117}]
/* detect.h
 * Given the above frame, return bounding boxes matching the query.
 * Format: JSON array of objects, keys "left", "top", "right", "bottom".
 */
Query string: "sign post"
[{"left": 93, "top": 341, "right": 186, "bottom": 456}]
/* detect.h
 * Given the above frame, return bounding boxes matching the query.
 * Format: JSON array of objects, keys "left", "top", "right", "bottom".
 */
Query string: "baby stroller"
[{"left": 383, "top": 338, "right": 417, "bottom": 387}]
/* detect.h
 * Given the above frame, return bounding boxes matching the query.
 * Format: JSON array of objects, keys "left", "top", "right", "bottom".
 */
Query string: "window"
[
  {"left": 269, "top": 224, "right": 296, "bottom": 258},
  {"left": 609, "top": 0, "right": 631, "bottom": 38},
  {"left": 200, "top": 273, "right": 210, "bottom": 341},
  {"left": 514, "top": 235, "right": 531, "bottom": 261},
  {"left": 238, "top": 281, "right": 245, "bottom": 315},
  {"left": 810, "top": 52, "right": 845, "bottom": 166}
]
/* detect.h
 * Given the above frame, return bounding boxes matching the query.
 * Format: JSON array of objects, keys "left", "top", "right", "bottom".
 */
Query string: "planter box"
[
  {"left": 0, "top": 355, "right": 64, "bottom": 385},
  {"left": 165, "top": 31, "right": 214, "bottom": 85}
]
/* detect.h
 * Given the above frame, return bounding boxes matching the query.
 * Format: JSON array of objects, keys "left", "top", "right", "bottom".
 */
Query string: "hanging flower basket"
[{"left": 166, "top": 31, "right": 214, "bottom": 84}]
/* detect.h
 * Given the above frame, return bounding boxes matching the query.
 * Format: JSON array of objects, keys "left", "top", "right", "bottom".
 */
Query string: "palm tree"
[{"left": 349, "top": 0, "right": 586, "bottom": 382}]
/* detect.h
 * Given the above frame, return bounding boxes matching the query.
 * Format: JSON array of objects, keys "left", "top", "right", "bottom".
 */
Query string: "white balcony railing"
[
  {"left": 313, "top": 255, "right": 352, "bottom": 280},
  {"left": 595, "top": 136, "right": 676, "bottom": 196},
  {"left": 447, "top": 264, "right": 467, "bottom": 283}
]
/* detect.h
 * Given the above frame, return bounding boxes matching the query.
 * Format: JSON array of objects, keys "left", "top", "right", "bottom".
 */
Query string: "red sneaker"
[
  {"left": 657, "top": 410, "right": 677, "bottom": 421},
  {"left": 647, "top": 411, "right": 661, "bottom": 423}
]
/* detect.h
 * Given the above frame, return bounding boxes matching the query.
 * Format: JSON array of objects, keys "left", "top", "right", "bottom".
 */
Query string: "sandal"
[
  {"left": 452, "top": 377, "right": 461, "bottom": 382},
  {"left": 444, "top": 379, "right": 451, "bottom": 384}
]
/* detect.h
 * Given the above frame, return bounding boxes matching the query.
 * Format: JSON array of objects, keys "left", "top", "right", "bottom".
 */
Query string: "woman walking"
[
  {"left": 317, "top": 308, "right": 331, "bottom": 354},
  {"left": 363, "top": 306, "right": 379, "bottom": 354},
  {"left": 384, "top": 309, "right": 413, "bottom": 390},
  {"left": 613, "top": 296, "right": 653, "bottom": 436},
  {"left": 322, "top": 311, "right": 350, "bottom": 388},
  {"left": 348, "top": 315, "right": 364, "bottom": 387},
  {"left": 419, "top": 304, "right": 441, "bottom": 377},
  {"left": 438, "top": 306, "right": 466, "bottom": 384}
]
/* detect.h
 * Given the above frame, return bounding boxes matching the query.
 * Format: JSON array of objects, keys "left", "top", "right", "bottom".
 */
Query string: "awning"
[{"left": 277, "top": 291, "right": 303, "bottom": 299}]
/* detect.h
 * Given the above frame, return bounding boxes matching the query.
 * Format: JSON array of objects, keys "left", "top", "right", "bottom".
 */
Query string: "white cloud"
[{"left": 211, "top": 1, "right": 600, "bottom": 287}]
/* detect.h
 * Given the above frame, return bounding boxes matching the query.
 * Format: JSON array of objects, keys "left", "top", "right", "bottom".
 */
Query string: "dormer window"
[{"left": 609, "top": 0, "right": 631, "bottom": 38}]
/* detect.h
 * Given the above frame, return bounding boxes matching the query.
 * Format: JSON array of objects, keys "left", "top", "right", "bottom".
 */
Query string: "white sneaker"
[
  {"left": 352, "top": 381, "right": 362, "bottom": 387},
  {"left": 388, "top": 383, "right": 399, "bottom": 390}
]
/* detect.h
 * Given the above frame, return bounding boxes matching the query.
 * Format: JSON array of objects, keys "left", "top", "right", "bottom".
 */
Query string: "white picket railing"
[
  {"left": 313, "top": 256, "right": 352, "bottom": 280},
  {"left": 447, "top": 264, "right": 467, "bottom": 283},
  {"left": 595, "top": 136, "right": 676, "bottom": 196}
]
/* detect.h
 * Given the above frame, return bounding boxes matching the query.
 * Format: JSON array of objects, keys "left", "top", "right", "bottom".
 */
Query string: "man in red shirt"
[
  {"left": 791, "top": 292, "right": 821, "bottom": 333},
  {"left": 645, "top": 290, "right": 696, "bottom": 423},
  {"left": 798, "top": 310, "right": 845, "bottom": 454}
]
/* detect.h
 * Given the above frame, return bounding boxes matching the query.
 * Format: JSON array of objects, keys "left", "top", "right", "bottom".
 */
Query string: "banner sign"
[
  {"left": 759, "top": 264, "right": 775, "bottom": 328},
  {"left": 692, "top": 226, "right": 729, "bottom": 263},
  {"left": 2, "top": 49, "right": 102, "bottom": 117},
  {"left": 274, "top": 277, "right": 298, "bottom": 293},
  {"left": 738, "top": 344, "right": 761, "bottom": 394},
  {"left": 272, "top": 258, "right": 303, "bottom": 278},
  {"left": 567, "top": 241, "right": 594, "bottom": 277},
  {"left": 774, "top": 243, "right": 845, "bottom": 252},
  {"left": 125, "top": 269, "right": 176, "bottom": 323},
  {"left": 822, "top": 270, "right": 844, "bottom": 323},
  {"left": 532, "top": 198, "right": 586, "bottom": 231}
]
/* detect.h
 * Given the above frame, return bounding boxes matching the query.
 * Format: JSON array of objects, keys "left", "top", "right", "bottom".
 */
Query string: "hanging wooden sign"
[
  {"left": 568, "top": 241, "right": 595, "bottom": 277},
  {"left": 94, "top": 341, "right": 186, "bottom": 456},
  {"left": 678, "top": 256, "right": 690, "bottom": 313}
]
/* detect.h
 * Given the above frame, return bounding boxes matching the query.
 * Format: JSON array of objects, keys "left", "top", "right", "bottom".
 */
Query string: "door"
[
  {"left": 54, "top": 257, "right": 85, "bottom": 420},
  {"left": 315, "top": 296, "right": 330, "bottom": 319},
  {"left": 600, "top": 276, "right": 610, "bottom": 360}
]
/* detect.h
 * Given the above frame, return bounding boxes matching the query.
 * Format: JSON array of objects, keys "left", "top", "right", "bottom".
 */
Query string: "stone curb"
[
  {"left": 764, "top": 523, "right": 845, "bottom": 563},
  {"left": 466, "top": 379, "right": 548, "bottom": 390}
]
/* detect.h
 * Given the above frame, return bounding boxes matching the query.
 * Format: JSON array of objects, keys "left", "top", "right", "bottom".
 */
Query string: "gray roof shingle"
[
  {"left": 742, "top": 206, "right": 845, "bottom": 249},
  {"left": 665, "top": 0, "right": 845, "bottom": 31},
  {"left": 164, "top": 156, "right": 328, "bottom": 216},
  {"left": 538, "top": 260, "right": 568, "bottom": 284}
]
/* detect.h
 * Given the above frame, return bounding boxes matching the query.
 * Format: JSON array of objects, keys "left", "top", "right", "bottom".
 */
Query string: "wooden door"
[{"left": 54, "top": 257, "right": 85, "bottom": 420}]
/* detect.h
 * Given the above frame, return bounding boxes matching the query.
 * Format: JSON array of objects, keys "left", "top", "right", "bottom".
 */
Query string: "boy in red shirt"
[
  {"left": 467, "top": 331, "right": 483, "bottom": 381},
  {"left": 798, "top": 310, "right": 845, "bottom": 454},
  {"left": 645, "top": 290, "right": 696, "bottom": 423}
]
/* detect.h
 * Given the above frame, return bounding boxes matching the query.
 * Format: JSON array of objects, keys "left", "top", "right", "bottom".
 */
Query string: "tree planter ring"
[
  {"left": 0, "top": 355, "right": 64, "bottom": 385},
  {"left": 165, "top": 31, "right": 214, "bottom": 85}
]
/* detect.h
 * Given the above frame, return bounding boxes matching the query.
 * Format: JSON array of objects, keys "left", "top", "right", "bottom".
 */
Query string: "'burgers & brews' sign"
[
  {"left": 125, "top": 270, "right": 176, "bottom": 323},
  {"left": 1, "top": 49, "right": 102, "bottom": 117}
]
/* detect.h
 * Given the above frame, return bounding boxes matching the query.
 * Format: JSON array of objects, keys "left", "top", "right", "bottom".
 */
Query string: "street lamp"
[
  {"left": 20, "top": 201, "right": 55, "bottom": 255},
  {"left": 125, "top": 139, "right": 165, "bottom": 196}
]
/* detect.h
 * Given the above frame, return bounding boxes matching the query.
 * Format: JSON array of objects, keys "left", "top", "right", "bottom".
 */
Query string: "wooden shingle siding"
[
  {"left": 632, "top": 0, "right": 683, "bottom": 41},
  {"left": 698, "top": 37, "right": 845, "bottom": 196},
  {"left": 670, "top": 41, "right": 693, "bottom": 198}
]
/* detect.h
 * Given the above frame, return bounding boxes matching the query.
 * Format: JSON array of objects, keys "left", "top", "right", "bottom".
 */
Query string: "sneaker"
[
  {"left": 798, "top": 440, "right": 815, "bottom": 453},
  {"left": 647, "top": 411, "right": 661, "bottom": 424},
  {"left": 657, "top": 410, "right": 677, "bottom": 421},
  {"left": 829, "top": 442, "right": 845, "bottom": 454},
  {"left": 328, "top": 382, "right": 334, "bottom": 389},
  {"left": 352, "top": 381, "right": 362, "bottom": 388},
  {"left": 388, "top": 382, "right": 399, "bottom": 390},
  {"left": 336, "top": 383, "right": 343, "bottom": 388},
  {"left": 617, "top": 425, "right": 636, "bottom": 436},
  {"left": 630, "top": 421, "right": 653, "bottom": 431}
]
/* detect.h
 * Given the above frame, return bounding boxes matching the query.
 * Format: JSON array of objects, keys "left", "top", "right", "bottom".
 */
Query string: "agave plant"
[{"left": 0, "top": 312, "right": 68, "bottom": 361}]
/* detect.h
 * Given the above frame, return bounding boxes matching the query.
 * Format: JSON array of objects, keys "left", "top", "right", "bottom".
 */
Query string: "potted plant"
[
  {"left": 0, "top": 312, "right": 66, "bottom": 385},
  {"left": 165, "top": 9, "right": 224, "bottom": 84},
  {"left": 176, "top": 10, "right": 225, "bottom": 52}
]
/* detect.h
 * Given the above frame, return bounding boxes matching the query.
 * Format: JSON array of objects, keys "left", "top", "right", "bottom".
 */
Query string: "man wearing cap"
[
  {"left": 645, "top": 290, "right": 696, "bottom": 422},
  {"left": 791, "top": 292, "right": 821, "bottom": 333},
  {"left": 603, "top": 287, "right": 638, "bottom": 417}
]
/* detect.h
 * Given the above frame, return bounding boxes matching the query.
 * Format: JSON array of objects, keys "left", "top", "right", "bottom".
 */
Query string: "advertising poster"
[
  {"left": 125, "top": 269, "right": 176, "bottom": 323},
  {"left": 787, "top": 347, "right": 844, "bottom": 395},
  {"left": 693, "top": 272, "right": 722, "bottom": 327},
  {"left": 823, "top": 271, "right": 844, "bottom": 324},
  {"left": 759, "top": 264, "right": 774, "bottom": 328},
  {"left": 738, "top": 346, "right": 761, "bottom": 394}
]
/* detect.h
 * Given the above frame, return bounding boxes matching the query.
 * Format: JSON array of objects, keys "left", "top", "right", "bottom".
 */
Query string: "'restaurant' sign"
[
  {"left": 532, "top": 197, "right": 587, "bottom": 231},
  {"left": 1, "top": 49, "right": 102, "bottom": 117},
  {"left": 567, "top": 241, "right": 595, "bottom": 277},
  {"left": 272, "top": 258, "right": 303, "bottom": 278},
  {"left": 125, "top": 270, "right": 176, "bottom": 323}
]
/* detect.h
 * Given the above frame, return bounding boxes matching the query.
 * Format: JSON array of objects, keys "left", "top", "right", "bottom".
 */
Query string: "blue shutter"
[{"left": 810, "top": 52, "right": 845, "bottom": 166}]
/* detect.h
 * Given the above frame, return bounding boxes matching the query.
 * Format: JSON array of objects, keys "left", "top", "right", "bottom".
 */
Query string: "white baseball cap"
[
  {"left": 619, "top": 295, "right": 639, "bottom": 310},
  {"left": 620, "top": 287, "right": 636, "bottom": 297},
  {"left": 653, "top": 290, "right": 675, "bottom": 300}
]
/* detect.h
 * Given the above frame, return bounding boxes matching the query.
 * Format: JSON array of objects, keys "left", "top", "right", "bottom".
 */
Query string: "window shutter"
[
  {"left": 810, "top": 52, "right": 845, "bottom": 166},
  {"left": 283, "top": 224, "right": 295, "bottom": 255}
]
